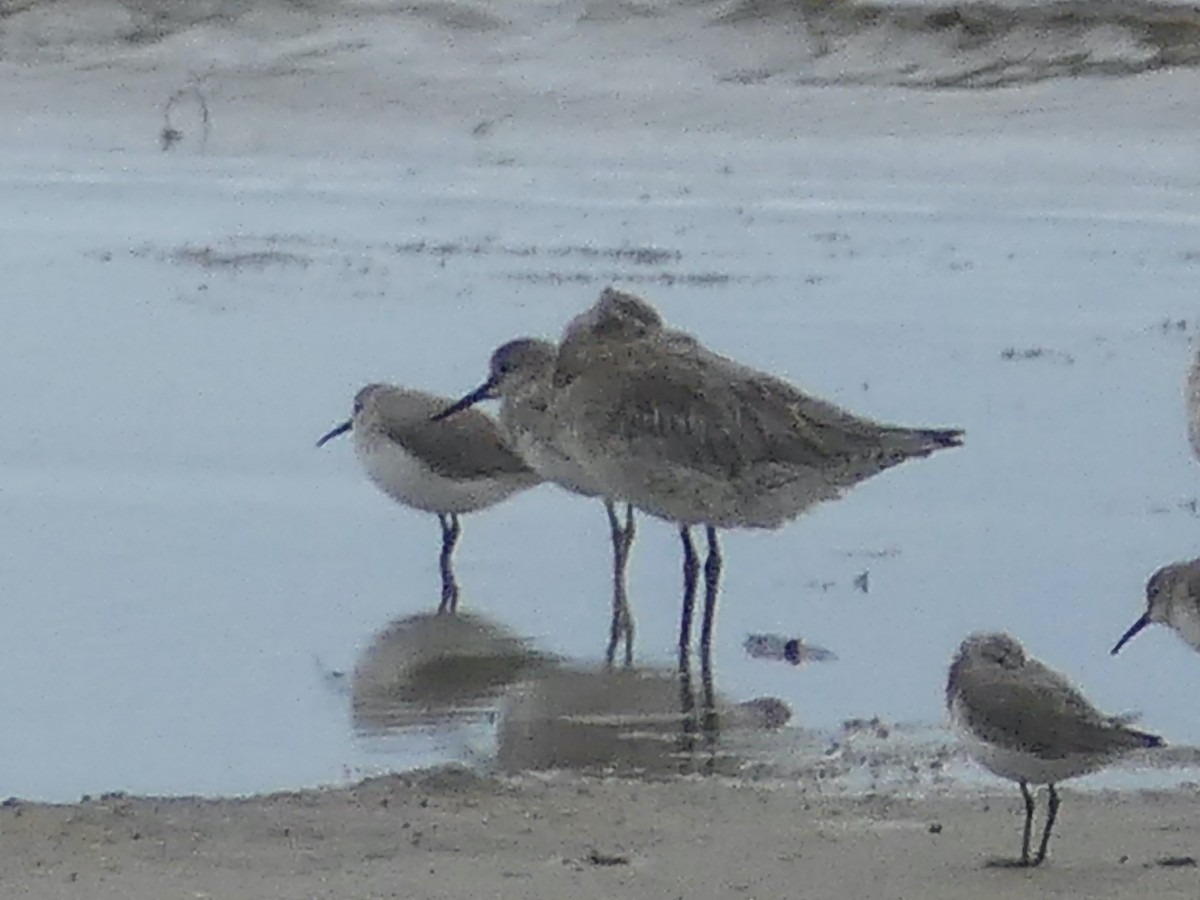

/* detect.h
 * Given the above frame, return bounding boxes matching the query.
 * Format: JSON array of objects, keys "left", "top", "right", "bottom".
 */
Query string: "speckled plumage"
[{"left": 948, "top": 633, "right": 1161, "bottom": 866}]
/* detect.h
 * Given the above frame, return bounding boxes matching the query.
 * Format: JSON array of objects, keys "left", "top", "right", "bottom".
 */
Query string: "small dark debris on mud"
[
  {"left": 999, "top": 347, "right": 1075, "bottom": 365},
  {"left": 586, "top": 849, "right": 630, "bottom": 866},
  {"left": 1155, "top": 856, "right": 1197, "bottom": 868}
]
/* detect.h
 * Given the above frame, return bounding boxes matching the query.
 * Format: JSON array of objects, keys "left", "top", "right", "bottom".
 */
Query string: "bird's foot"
[{"left": 983, "top": 857, "right": 1036, "bottom": 870}]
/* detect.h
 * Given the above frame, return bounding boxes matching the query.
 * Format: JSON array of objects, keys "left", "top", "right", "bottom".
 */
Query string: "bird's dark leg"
[
  {"left": 1032, "top": 784, "right": 1059, "bottom": 867},
  {"left": 620, "top": 502, "right": 636, "bottom": 667},
  {"left": 700, "top": 526, "right": 721, "bottom": 660},
  {"left": 679, "top": 526, "right": 698, "bottom": 671},
  {"left": 604, "top": 501, "right": 637, "bottom": 667},
  {"left": 677, "top": 629, "right": 697, "bottom": 771},
  {"left": 985, "top": 781, "right": 1037, "bottom": 868},
  {"left": 1020, "top": 781, "right": 1035, "bottom": 866},
  {"left": 700, "top": 629, "right": 719, "bottom": 770},
  {"left": 437, "top": 513, "right": 461, "bottom": 614},
  {"left": 699, "top": 526, "right": 722, "bottom": 768}
]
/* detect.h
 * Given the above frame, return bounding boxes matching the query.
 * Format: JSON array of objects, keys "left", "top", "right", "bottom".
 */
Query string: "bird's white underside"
[
  {"left": 949, "top": 698, "right": 1110, "bottom": 785},
  {"left": 355, "top": 434, "right": 530, "bottom": 515}
]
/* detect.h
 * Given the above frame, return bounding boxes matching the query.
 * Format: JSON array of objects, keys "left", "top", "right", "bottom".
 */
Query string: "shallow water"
[
  {"left": 3, "top": 147, "right": 1200, "bottom": 801},
  {"left": 4, "top": 2, "right": 1200, "bottom": 803}
]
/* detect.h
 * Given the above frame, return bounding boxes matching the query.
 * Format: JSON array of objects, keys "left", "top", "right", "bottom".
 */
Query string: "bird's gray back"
[
  {"left": 562, "top": 337, "right": 956, "bottom": 483},
  {"left": 948, "top": 651, "right": 1155, "bottom": 760},
  {"left": 370, "top": 388, "right": 538, "bottom": 484}
]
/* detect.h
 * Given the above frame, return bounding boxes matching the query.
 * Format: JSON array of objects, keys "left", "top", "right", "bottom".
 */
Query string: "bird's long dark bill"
[
  {"left": 1111, "top": 613, "right": 1151, "bottom": 655},
  {"left": 431, "top": 380, "right": 498, "bottom": 421},
  {"left": 316, "top": 420, "right": 352, "bottom": 447}
]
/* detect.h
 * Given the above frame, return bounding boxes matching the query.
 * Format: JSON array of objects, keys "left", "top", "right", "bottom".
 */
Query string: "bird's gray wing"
[
  {"left": 573, "top": 344, "right": 771, "bottom": 476},
  {"left": 956, "top": 661, "right": 1148, "bottom": 759},
  {"left": 564, "top": 337, "right": 957, "bottom": 479},
  {"left": 383, "top": 408, "right": 536, "bottom": 482},
  {"left": 1179, "top": 558, "right": 1200, "bottom": 602}
]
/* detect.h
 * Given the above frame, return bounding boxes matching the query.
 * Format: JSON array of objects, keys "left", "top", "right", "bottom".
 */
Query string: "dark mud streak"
[
  {"left": 504, "top": 272, "right": 741, "bottom": 286},
  {"left": 391, "top": 240, "right": 683, "bottom": 264}
]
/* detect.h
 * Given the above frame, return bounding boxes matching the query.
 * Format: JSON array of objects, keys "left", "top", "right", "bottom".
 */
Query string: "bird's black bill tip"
[
  {"left": 1111, "top": 613, "right": 1151, "bottom": 656},
  {"left": 431, "top": 380, "right": 498, "bottom": 422},
  {"left": 316, "top": 420, "right": 352, "bottom": 448}
]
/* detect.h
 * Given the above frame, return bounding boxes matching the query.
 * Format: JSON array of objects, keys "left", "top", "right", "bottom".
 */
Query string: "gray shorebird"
[
  {"left": 441, "top": 290, "right": 964, "bottom": 670},
  {"left": 552, "top": 296, "right": 964, "bottom": 667},
  {"left": 948, "top": 633, "right": 1163, "bottom": 867},
  {"left": 434, "top": 288, "right": 669, "bottom": 667},
  {"left": 1112, "top": 559, "right": 1200, "bottom": 655},
  {"left": 318, "top": 384, "right": 540, "bottom": 613},
  {"left": 437, "top": 337, "right": 637, "bottom": 665}
]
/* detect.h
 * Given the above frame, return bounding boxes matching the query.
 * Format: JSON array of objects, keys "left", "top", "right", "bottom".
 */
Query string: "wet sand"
[{"left": 3, "top": 768, "right": 1198, "bottom": 899}]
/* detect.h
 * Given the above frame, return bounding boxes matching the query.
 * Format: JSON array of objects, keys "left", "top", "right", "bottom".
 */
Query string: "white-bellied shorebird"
[
  {"left": 948, "top": 632, "right": 1163, "bottom": 867},
  {"left": 318, "top": 384, "right": 540, "bottom": 613},
  {"left": 1113, "top": 558, "right": 1200, "bottom": 655}
]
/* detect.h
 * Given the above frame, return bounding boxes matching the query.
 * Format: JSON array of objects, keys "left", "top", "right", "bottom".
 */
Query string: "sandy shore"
[{"left": 2, "top": 768, "right": 1198, "bottom": 900}]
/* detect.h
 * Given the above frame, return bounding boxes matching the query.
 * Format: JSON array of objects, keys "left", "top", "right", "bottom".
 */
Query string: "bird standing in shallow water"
[
  {"left": 551, "top": 294, "right": 964, "bottom": 670},
  {"left": 948, "top": 632, "right": 1163, "bottom": 867},
  {"left": 434, "top": 288, "right": 671, "bottom": 666},
  {"left": 1112, "top": 559, "right": 1200, "bottom": 655},
  {"left": 318, "top": 384, "right": 540, "bottom": 613},
  {"left": 433, "top": 336, "right": 640, "bottom": 666},
  {"left": 440, "top": 290, "right": 964, "bottom": 673}
]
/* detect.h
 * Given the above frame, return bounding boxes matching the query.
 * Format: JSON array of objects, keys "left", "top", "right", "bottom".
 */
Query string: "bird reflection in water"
[{"left": 347, "top": 611, "right": 790, "bottom": 775}]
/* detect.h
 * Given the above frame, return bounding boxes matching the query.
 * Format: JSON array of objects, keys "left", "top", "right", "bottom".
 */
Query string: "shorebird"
[
  {"left": 435, "top": 337, "right": 637, "bottom": 665},
  {"left": 948, "top": 632, "right": 1163, "bottom": 867},
  {"left": 551, "top": 298, "right": 964, "bottom": 667},
  {"left": 441, "top": 291, "right": 964, "bottom": 669},
  {"left": 434, "top": 288, "right": 672, "bottom": 666},
  {"left": 1112, "top": 558, "right": 1200, "bottom": 655},
  {"left": 318, "top": 384, "right": 540, "bottom": 613}
]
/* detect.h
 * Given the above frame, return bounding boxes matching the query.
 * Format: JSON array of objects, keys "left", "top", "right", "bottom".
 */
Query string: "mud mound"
[{"left": 711, "top": 0, "right": 1200, "bottom": 87}]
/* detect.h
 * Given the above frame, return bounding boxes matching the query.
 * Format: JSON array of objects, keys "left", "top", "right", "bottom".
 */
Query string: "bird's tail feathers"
[
  {"left": 1128, "top": 728, "right": 1164, "bottom": 749},
  {"left": 885, "top": 426, "right": 965, "bottom": 458}
]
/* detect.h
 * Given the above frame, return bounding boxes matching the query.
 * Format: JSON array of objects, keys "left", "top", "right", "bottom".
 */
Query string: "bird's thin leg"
[
  {"left": 677, "top": 636, "right": 697, "bottom": 770},
  {"left": 986, "top": 781, "right": 1038, "bottom": 869},
  {"left": 437, "top": 513, "right": 461, "bottom": 614},
  {"left": 1032, "top": 784, "right": 1059, "bottom": 867},
  {"left": 620, "top": 502, "right": 636, "bottom": 667},
  {"left": 699, "top": 526, "right": 721, "bottom": 660},
  {"left": 679, "top": 526, "right": 698, "bottom": 671},
  {"left": 698, "top": 525, "right": 722, "bottom": 768},
  {"left": 1020, "top": 781, "right": 1035, "bottom": 866},
  {"left": 603, "top": 500, "right": 636, "bottom": 667},
  {"left": 700, "top": 627, "right": 719, "bottom": 769}
]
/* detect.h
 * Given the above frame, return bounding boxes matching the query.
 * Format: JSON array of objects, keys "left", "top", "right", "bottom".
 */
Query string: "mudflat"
[{"left": 3, "top": 768, "right": 1199, "bottom": 899}]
